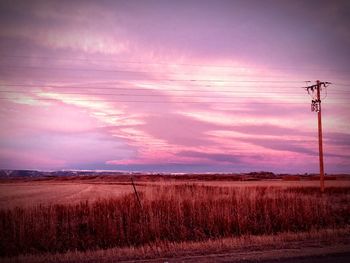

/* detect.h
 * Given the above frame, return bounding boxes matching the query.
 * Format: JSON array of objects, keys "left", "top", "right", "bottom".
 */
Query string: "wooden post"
[
  {"left": 131, "top": 176, "right": 142, "bottom": 208},
  {"left": 316, "top": 80, "right": 325, "bottom": 193}
]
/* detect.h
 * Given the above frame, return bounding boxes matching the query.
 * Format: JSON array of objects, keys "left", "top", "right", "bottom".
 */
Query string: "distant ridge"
[{"left": 0, "top": 169, "right": 346, "bottom": 181}]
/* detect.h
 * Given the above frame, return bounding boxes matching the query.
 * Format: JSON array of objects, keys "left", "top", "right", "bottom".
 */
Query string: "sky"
[{"left": 0, "top": 0, "right": 349, "bottom": 173}]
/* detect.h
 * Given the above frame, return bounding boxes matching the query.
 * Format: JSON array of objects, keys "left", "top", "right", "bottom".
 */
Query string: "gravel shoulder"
[{"left": 142, "top": 244, "right": 350, "bottom": 263}]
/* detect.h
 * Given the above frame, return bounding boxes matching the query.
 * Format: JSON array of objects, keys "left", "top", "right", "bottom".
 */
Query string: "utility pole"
[{"left": 303, "top": 80, "right": 331, "bottom": 193}]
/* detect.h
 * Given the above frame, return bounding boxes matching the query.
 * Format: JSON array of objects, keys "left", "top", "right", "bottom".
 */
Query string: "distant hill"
[{"left": 0, "top": 169, "right": 346, "bottom": 181}]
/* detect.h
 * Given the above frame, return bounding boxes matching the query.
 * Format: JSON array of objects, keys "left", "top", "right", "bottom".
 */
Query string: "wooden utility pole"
[
  {"left": 316, "top": 80, "right": 325, "bottom": 192},
  {"left": 304, "top": 80, "right": 330, "bottom": 193}
]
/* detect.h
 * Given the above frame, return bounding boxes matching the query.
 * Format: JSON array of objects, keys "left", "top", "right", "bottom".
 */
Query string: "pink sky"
[{"left": 0, "top": 0, "right": 349, "bottom": 173}]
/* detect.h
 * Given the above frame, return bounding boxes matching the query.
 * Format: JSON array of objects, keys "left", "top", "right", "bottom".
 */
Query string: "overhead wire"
[
  {"left": 0, "top": 83, "right": 313, "bottom": 90},
  {"left": 333, "top": 83, "right": 350, "bottom": 87},
  {"left": 1, "top": 62, "right": 340, "bottom": 83},
  {"left": 1, "top": 83, "right": 349, "bottom": 93},
  {"left": 1, "top": 56, "right": 349, "bottom": 89},
  {"left": 0, "top": 64, "right": 304, "bottom": 79},
  {"left": 0, "top": 97, "right": 346, "bottom": 104},
  {"left": 0, "top": 58, "right": 348, "bottom": 105},
  {"left": 0, "top": 56, "right": 348, "bottom": 157},
  {"left": 1, "top": 54, "right": 350, "bottom": 74},
  {"left": 3, "top": 67, "right": 350, "bottom": 85},
  {"left": 0, "top": 65, "right": 308, "bottom": 83},
  {"left": 0, "top": 90, "right": 348, "bottom": 99}
]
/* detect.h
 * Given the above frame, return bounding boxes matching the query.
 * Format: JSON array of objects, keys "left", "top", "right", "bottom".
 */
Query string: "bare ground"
[
  {"left": 3, "top": 228, "right": 349, "bottom": 263},
  {"left": 128, "top": 245, "right": 350, "bottom": 263}
]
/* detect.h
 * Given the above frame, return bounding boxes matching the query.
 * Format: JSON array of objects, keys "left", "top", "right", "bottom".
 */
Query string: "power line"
[
  {"left": 0, "top": 90, "right": 348, "bottom": 100},
  {"left": 0, "top": 97, "right": 346, "bottom": 105},
  {"left": 333, "top": 83, "right": 350, "bottom": 86},
  {"left": 1, "top": 54, "right": 350, "bottom": 73},
  {"left": 0, "top": 65, "right": 308, "bottom": 83},
  {"left": 0, "top": 90, "right": 301, "bottom": 98},
  {"left": 0, "top": 83, "right": 309, "bottom": 90},
  {"left": 1, "top": 83, "right": 349, "bottom": 94},
  {"left": 0, "top": 88, "right": 309, "bottom": 95},
  {"left": 0, "top": 64, "right": 300, "bottom": 79}
]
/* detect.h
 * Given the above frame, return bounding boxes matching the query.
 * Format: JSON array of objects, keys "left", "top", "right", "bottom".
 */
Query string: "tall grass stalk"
[{"left": 0, "top": 185, "right": 349, "bottom": 257}]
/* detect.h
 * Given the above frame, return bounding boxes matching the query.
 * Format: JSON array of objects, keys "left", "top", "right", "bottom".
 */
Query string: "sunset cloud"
[{"left": 0, "top": 0, "right": 349, "bottom": 173}]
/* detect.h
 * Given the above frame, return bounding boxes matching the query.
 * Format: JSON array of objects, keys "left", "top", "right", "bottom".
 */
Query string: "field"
[{"left": 0, "top": 175, "right": 350, "bottom": 262}]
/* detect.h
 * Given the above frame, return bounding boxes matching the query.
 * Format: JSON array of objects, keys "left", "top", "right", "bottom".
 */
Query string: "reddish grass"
[{"left": 0, "top": 185, "right": 349, "bottom": 257}]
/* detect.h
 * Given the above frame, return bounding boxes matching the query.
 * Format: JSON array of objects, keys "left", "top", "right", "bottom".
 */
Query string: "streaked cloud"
[{"left": 0, "top": 0, "right": 349, "bottom": 172}]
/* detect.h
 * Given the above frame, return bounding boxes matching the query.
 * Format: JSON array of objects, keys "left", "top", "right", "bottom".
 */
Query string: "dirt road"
[{"left": 114, "top": 245, "right": 350, "bottom": 263}]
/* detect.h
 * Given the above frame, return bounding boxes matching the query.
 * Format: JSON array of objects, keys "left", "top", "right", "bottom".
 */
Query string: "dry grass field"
[
  {"left": 0, "top": 176, "right": 349, "bottom": 261},
  {"left": 0, "top": 182, "right": 134, "bottom": 209},
  {"left": 1, "top": 177, "right": 349, "bottom": 209}
]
